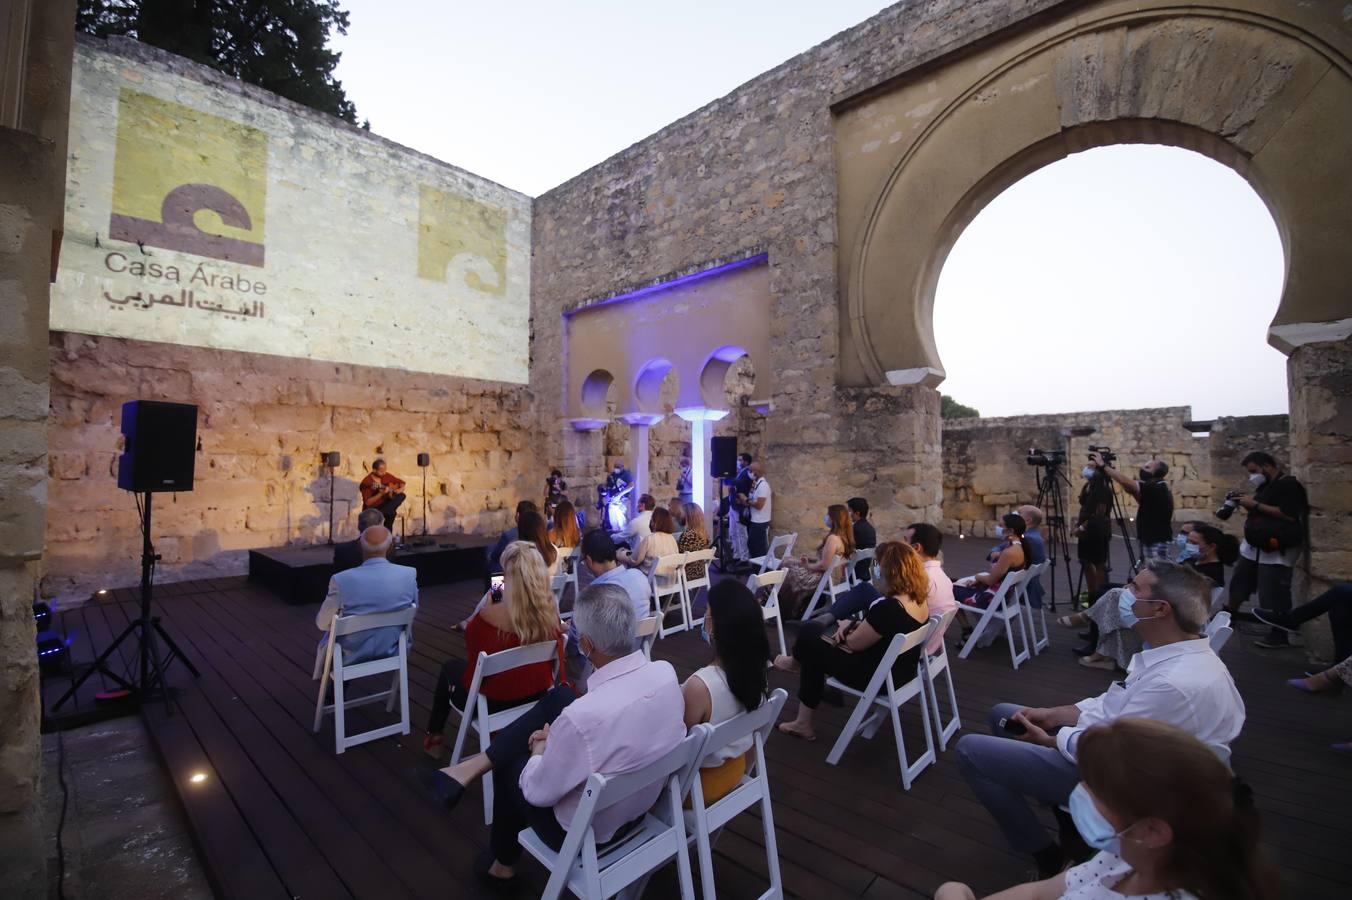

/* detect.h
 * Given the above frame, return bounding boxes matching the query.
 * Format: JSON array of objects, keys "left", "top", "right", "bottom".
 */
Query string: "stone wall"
[
  {"left": 1288, "top": 334, "right": 1352, "bottom": 596},
  {"left": 45, "top": 333, "right": 538, "bottom": 596},
  {"left": 939, "top": 407, "right": 1291, "bottom": 539}
]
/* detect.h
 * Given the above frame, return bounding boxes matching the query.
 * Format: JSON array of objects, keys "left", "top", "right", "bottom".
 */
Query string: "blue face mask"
[
  {"left": 1069, "top": 783, "right": 1129, "bottom": 854},
  {"left": 824, "top": 515, "right": 832, "bottom": 529},
  {"left": 994, "top": 525, "right": 1006, "bottom": 539},
  {"left": 1118, "top": 588, "right": 1165, "bottom": 628},
  {"left": 870, "top": 563, "right": 882, "bottom": 584},
  {"left": 1176, "top": 542, "right": 1200, "bottom": 562},
  {"left": 698, "top": 616, "right": 711, "bottom": 645}
]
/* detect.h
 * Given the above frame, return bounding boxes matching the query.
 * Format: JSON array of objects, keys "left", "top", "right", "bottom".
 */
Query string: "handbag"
[{"left": 1244, "top": 513, "right": 1303, "bottom": 553}]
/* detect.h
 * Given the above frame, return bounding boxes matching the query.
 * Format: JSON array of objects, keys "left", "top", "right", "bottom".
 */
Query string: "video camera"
[
  {"left": 1215, "top": 490, "right": 1242, "bottom": 521},
  {"left": 1087, "top": 445, "right": 1117, "bottom": 466},
  {"left": 1026, "top": 448, "right": 1067, "bottom": 467}
]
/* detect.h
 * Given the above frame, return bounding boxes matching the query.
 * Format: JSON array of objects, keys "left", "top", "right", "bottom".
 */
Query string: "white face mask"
[
  {"left": 1248, "top": 471, "right": 1267, "bottom": 486},
  {"left": 994, "top": 525, "right": 1005, "bottom": 538}
]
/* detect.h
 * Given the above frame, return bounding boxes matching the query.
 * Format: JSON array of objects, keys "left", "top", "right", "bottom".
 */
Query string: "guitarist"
[{"left": 360, "top": 458, "right": 407, "bottom": 531}]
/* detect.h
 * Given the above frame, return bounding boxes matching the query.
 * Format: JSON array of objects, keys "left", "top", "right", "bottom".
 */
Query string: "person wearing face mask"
[
  {"left": 681, "top": 580, "right": 770, "bottom": 803},
  {"left": 955, "top": 560, "right": 1244, "bottom": 879},
  {"left": 777, "top": 503, "right": 853, "bottom": 619},
  {"left": 938, "top": 717, "right": 1277, "bottom": 900},
  {"left": 954, "top": 513, "right": 1030, "bottom": 643},
  {"left": 774, "top": 541, "right": 929, "bottom": 741},
  {"left": 1074, "top": 465, "right": 1115, "bottom": 595},
  {"left": 1089, "top": 452, "right": 1174, "bottom": 561},
  {"left": 1223, "top": 451, "right": 1309, "bottom": 649},
  {"left": 1178, "top": 523, "right": 1238, "bottom": 588}
]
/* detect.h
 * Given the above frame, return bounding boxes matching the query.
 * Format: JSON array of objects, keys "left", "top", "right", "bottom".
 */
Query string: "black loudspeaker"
[
  {"left": 710, "top": 436, "right": 738, "bottom": 479},
  {"left": 417, "top": 452, "right": 430, "bottom": 467},
  {"left": 116, "top": 400, "right": 197, "bottom": 493},
  {"left": 323, "top": 450, "right": 341, "bottom": 468}
]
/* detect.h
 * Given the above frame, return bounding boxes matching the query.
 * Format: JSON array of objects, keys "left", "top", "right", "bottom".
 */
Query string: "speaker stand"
[{"left": 326, "top": 463, "right": 336, "bottom": 545}]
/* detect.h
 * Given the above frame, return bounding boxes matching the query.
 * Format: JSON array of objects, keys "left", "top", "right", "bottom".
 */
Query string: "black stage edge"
[{"left": 248, "top": 534, "right": 492, "bottom": 604}]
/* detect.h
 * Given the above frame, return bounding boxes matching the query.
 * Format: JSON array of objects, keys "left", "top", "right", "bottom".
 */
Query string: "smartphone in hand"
[
  {"left": 998, "top": 715, "right": 1027, "bottom": 736},
  {"left": 490, "top": 574, "right": 505, "bottom": 601}
]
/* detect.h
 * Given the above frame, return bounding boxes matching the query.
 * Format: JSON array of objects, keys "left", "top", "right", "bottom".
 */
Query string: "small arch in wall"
[
  {"left": 635, "top": 358, "right": 677, "bottom": 414},
  {"left": 699, "top": 345, "right": 750, "bottom": 410},
  {"left": 580, "top": 369, "right": 616, "bottom": 419}
]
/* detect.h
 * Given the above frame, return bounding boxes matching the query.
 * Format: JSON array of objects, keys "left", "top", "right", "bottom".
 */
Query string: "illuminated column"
[
  {"left": 676, "top": 408, "right": 729, "bottom": 515},
  {"left": 618, "top": 413, "right": 663, "bottom": 516}
]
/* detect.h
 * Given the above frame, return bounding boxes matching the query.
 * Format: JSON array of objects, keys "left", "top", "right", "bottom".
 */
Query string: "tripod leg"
[
  {"left": 50, "top": 618, "right": 139, "bottom": 710},
  {"left": 154, "top": 619, "right": 200, "bottom": 677}
]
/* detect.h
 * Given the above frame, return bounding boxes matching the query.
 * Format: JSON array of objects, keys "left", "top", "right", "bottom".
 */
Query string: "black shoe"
[
  {"left": 1252, "top": 608, "right": 1296, "bottom": 633},
  {"left": 1253, "top": 633, "right": 1290, "bottom": 650},
  {"left": 1077, "top": 630, "right": 1092, "bottom": 640},
  {"left": 474, "top": 848, "right": 517, "bottom": 889},
  {"left": 417, "top": 765, "right": 466, "bottom": 811},
  {"left": 1071, "top": 644, "right": 1096, "bottom": 657}
]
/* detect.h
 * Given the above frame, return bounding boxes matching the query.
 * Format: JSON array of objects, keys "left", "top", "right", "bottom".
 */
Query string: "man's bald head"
[
  {"left": 1017, "top": 504, "right": 1043, "bottom": 527},
  {"left": 360, "top": 525, "right": 393, "bottom": 558}
]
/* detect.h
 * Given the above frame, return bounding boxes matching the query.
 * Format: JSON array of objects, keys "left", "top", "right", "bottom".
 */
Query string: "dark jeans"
[
  {"left": 1288, "top": 583, "right": 1352, "bottom": 662},
  {"left": 828, "top": 583, "right": 880, "bottom": 622},
  {"left": 1229, "top": 556, "right": 1293, "bottom": 643},
  {"left": 747, "top": 522, "right": 769, "bottom": 560},
  {"left": 375, "top": 493, "right": 406, "bottom": 531},
  {"left": 485, "top": 686, "right": 577, "bottom": 865},
  {"left": 791, "top": 621, "right": 880, "bottom": 709},
  {"left": 426, "top": 659, "right": 545, "bottom": 735}
]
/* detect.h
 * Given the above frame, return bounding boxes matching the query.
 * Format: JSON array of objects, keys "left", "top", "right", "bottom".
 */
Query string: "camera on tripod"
[
  {"left": 1027, "top": 447, "right": 1066, "bottom": 467},
  {"left": 1087, "top": 445, "right": 1117, "bottom": 466},
  {"left": 1215, "top": 490, "right": 1242, "bottom": 520}
]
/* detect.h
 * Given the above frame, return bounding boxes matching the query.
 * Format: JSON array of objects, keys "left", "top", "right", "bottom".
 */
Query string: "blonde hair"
[
  {"left": 500, "top": 542, "right": 561, "bottom": 644},
  {"left": 683, "top": 502, "right": 709, "bottom": 544}
]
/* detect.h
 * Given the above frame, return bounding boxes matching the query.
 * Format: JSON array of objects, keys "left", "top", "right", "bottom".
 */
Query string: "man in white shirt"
[
  {"left": 745, "top": 462, "right": 772, "bottom": 559},
  {"left": 614, "top": 492, "right": 655, "bottom": 548},
  {"left": 425, "top": 582, "right": 685, "bottom": 885},
  {"left": 955, "top": 560, "right": 1244, "bottom": 878}
]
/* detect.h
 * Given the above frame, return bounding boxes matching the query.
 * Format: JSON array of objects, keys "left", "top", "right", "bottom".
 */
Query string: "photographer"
[
  {"left": 1088, "top": 451, "right": 1174, "bottom": 559},
  {"left": 1223, "top": 451, "right": 1308, "bottom": 649}
]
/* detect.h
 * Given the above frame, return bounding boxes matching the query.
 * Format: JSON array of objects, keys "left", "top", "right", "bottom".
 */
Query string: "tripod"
[
  {"left": 1033, "top": 462, "right": 1076, "bottom": 611},
  {"left": 53, "top": 492, "right": 199, "bottom": 714},
  {"left": 1106, "top": 477, "right": 1141, "bottom": 576},
  {"left": 712, "top": 478, "right": 736, "bottom": 574}
]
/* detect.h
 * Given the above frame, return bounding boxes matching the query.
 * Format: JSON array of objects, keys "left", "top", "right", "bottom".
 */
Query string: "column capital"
[
  {"left": 617, "top": 413, "right": 665, "bottom": 427},
  {"left": 568, "top": 418, "right": 609, "bottom": 432},
  {"left": 675, "top": 407, "right": 730, "bottom": 423}
]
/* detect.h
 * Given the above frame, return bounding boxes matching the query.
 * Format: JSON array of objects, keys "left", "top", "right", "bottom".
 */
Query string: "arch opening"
[
  {"left": 635, "top": 358, "right": 677, "bottom": 414},
  {"left": 579, "top": 368, "right": 616, "bottom": 419}
]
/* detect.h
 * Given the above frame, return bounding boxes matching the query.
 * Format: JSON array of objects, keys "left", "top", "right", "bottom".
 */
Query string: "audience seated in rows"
[
  {"left": 487, "top": 499, "right": 538, "bottom": 573},
  {"left": 423, "top": 541, "right": 564, "bottom": 755},
  {"left": 677, "top": 502, "right": 712, "bottom": 582},
  {"left": 332, "top": 507, "right": 388, "bottom": 573},
  {"left": 774, "top": 541, "right": 930, "bottom": 741},
  {"left": 566, "top": 529, "right": 651, "bottom": 685},
  {"left": 314, "top": 525, "right": 418, "bottom": 668},
  {"left": 937, "top": 718, "right": 1278, "bottom": 900},
  {"left": 954, "top": 512, "right": 1029, "bottom": 641},
  {"left": 847, "top": 497, "right": 876, "bottom": 583},
  {"left": 425, "top": 583, "right": 686, "bottom": 886},
  {"left": 618, "top": 505, "right": 679, "bottom": 578},
  {"left": 517, "top": 509, "right": 560, "bottom": 577},
  {"left": 956, "top": 561, "right": 1245, "bottom": 879},
  {"left": 778, "top": 503, "right": 853, "bottom": 618},
  {"left": 615, "top": 492, "right": 656, "bottom": 547},
  {"left": 547, "top": 499, "right": 581, "bottom": 551}
]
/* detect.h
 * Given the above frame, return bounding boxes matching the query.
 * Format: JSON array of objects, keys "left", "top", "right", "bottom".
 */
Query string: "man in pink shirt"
[
  {"left": 424, "top": 582, "right": 685, "bottom": 886},
  {"left": 903, "top": 523, "right": 958, "bottom": 654}
]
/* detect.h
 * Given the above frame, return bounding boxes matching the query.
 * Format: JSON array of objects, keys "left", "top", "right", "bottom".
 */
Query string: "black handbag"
[{"left": 1244, "top": 513, "right": 1303, "bottom": 553}]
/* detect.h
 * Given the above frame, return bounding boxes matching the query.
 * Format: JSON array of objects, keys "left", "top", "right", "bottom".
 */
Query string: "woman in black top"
[
  {"left": 1076, "top": 465, "right": 1114, "bottom": 594},
  {"left": 774, "top": 541, "right": 929, "bottom": 741},
  {"left": 1183, "top": 523, "right": 1239, "bottom": 588}
]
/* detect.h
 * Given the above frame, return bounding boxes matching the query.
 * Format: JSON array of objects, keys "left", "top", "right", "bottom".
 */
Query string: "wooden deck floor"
[{"left": 46, "top": 564, "right": 1352, "bottom": 900}]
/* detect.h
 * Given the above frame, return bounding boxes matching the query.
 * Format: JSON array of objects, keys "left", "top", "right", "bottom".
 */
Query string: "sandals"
[{"left": 777, "top": 721, "right": 817, "bottom": 742}]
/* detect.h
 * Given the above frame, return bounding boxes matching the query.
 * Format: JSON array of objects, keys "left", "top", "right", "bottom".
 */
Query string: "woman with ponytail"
[{"left": 936, "top": 716, "right": 1279, "bottom": 900}]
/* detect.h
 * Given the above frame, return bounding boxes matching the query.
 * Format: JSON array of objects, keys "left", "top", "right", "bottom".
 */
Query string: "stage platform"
[
  {"left": 36, "top": 546, "right": 1352, "bottom": 899},
  {"left": 248, "top": 534, "right": 492, "bottom": 604}
]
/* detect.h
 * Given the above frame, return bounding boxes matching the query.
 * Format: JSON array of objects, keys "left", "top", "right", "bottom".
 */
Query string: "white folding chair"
[
  {"left": 312, "top": 604, "right": 417, "bottom": 754},
  {"left": 1206, "top": 610, "right": 1234, "bottom": 654},
  {"left": 922, "top": 607, "right": 962, "bottom": 751},
  {"left": 682, "top": 549, "right": 717, "bottom": 629},
  {"left": 799, "top": 563, "right": 849, "bottom": 622},
  {"left": 448, "top": 638, "right": 564, "bottom": 825},
  {"left": 845, "top": 547, "right": 876, "bottom": 587},
  {"left": 826, "top": 623, "right": 938, "bottom": 790},
  {"left": 1209, "top": 585, "right": 1227, "bottom": 616},
  {"left": 551, "top": 573, "right": 569, "bottom": 616},
  {"left": 637, "top": 614, "right": 660, "bottom": 660},
  {"left": 686, "top": 689, "right": 789, "bottom": 900},
  {"left": 562, "top": 545, "right": 582, "bottom": 610},
  {"left": 652, "top": 552, "right": 691, "bottom": 638},
  {"left": 1017, "top": 562, "right": 1051, "bottom": 654},
  {"left": 747, "top": 569, "right": 789, "bottom": 658},
  {"left": 749, "top": 532, "right": 796, "bottom": 574},
  {"left": 957, "top": 569, "right": 1032, "bottom": 670},
  {"left": 518, "top": 727, "right": 710, "bottom": 900}
]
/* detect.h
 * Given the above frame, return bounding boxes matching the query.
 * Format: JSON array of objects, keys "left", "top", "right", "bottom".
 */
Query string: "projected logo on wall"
[
  {"left": 109, "top": 89, "right": 268, "bottom": 267},
  {"left": 417, "top": 185, "right": 507, "bottom": 295}
]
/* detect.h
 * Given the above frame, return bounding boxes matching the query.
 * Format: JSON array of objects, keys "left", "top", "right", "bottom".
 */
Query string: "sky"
[{"left": 330, "top": 2, "right": 1288, "bottom": 421}]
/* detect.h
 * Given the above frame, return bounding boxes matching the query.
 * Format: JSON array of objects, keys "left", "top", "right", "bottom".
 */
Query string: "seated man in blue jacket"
[{"left": 316, "top": 525, "right": 418, "bottom": 667}]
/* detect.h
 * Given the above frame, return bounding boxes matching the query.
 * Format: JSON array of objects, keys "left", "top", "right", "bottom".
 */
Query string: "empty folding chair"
[
  {"left": 799, "top": 565, "right": 850, "bottom": 622},
  {"left": 746, "top": 569, "right": 789, "bottom": 658},
  {"left": 448, "top": 638, "right": 565, "bottom": 825},
  {"left": 845, "top": 547, "right": 876, "bottom": 587},
  {"left": 652, "top": 552, "right": 691, "bottom": 638},
  {"left": 749, "top": 532, "right": 796, "bottom": 574},
  {"left": 825, "top": 622, "right": 938, "bottom": 790},
  {"left": 683, "top": 549, "right": 717, "bottom": 629},
  {"left": 686, "top": 689, "right": 789, "bottom": 900},
  {"left": 550, "top": 573, "right": 569, "bottom": 618},
  {"left": 1017, "top": 561, "right": 1051, "bottom": 654},
  {"left": 313, "top": 604, "right": 417, "bottom": 754},
  {"left": 1206, "top": 610, "right": 1234, "bottom": 653},
  {"left": 1209, "top": 585, "right": 1227, "bottom": 616},
  {"left": 637, "top": 614, "right": 660, "bottom": 660},
  {"left": 922, "top": 608, "right": 962, "bottom": 751},
  {"left": 956, "top": 569, "right": 1032, "bottom": 670},
  {"left": 517, "top": 727, "right": 710, "bottom": 900}
]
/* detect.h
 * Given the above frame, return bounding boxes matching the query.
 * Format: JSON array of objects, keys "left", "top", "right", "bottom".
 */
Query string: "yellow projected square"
[
  {"left": 417, "top": 185, "right": 507, "bottom": 295},
  {"left": 111, "top": 89, "right": 268, "bottom": 264}
]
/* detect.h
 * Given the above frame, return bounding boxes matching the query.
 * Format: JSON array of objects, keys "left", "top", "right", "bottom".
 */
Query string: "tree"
[
  {"left": 941, "top": 394, "right": 980, "bottom": 420},
  {"left": 77, "top": 0, "right": 359, "bottom": 123}
]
